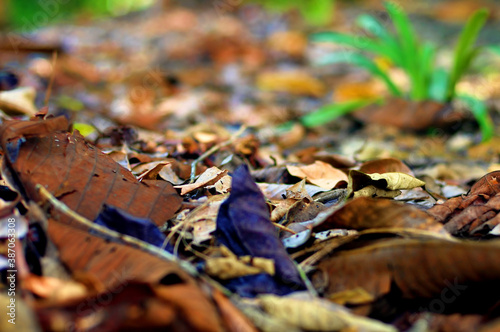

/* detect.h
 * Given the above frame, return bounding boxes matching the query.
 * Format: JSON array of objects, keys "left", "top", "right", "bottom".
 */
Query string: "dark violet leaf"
[
  {"left": 216, "top": 164, "right": 305, "bottom": 296},
  {"left": 94, "top": 205, "right": 172, "bottom": 252}
]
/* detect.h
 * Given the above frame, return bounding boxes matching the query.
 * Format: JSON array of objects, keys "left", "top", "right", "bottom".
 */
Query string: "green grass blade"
[
  {"left": 417, "top": 42, "right": 437, "bottom": 100},
  {"left": 384, "top": 1, "right": 425, "bottom": 100},
  {"left": 446, "top": 9, "right": 488, "bottom": 100},
  {"left": 356, "top": 14, "right": 404, "bottom": 67},
  {"left": 312, "top": 32, "right": 394, "bottom": 60},
  {"left": 489, "top": 45, "right": 500, "bottom": 56},
  {"left": 457, "top": 94, "right": 494, "bottom": 142},
  {"left": 317, "top": 52, "right": 403, "bottom": 96},
  {"left": 428, "top": 68, "right": 449, "bottom": 102},
  {"left": 300, "top": 99, "right": 376, "bottom": 128}
]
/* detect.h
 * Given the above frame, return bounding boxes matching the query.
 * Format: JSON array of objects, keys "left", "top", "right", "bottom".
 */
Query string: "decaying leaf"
[
  {"left": 287, "top": 161, "right": 348, "bottom": 190},
  {"left": 427, "top": 170, "right": 500, "bottom": 235}
]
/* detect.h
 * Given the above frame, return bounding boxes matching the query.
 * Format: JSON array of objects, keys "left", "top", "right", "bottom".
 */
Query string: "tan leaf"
[
  {"left": 205, "top": 247, "right": 275, "bottom": 279},
  {"left": 0, "top": 87, "right": 38, "bottom": 116},
  {"left": 348, "top": 170, "right": 424, "bottom": 198},
  {"left": 258, "top": 294, "right": 396, "bottom": 332},
  {"left": 175, "top": 167, "right": 228, "bottom": 195},
  {"left": 287, "top": 161, "right": 348, "bottom": 190}
]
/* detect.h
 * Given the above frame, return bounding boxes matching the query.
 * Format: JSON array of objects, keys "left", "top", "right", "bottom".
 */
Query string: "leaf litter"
[{"left": 0, "top": 1, "right": 500, "bottom": 331}]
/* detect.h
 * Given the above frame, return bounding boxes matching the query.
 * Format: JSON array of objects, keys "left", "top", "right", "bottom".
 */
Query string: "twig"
[
  {"left": 272, "top": 222, "right": 296, "bottom": 234},
  {"left": 189, "top": 125, "right": 247, "bottom": 183},
  {"left": 36, "top": 184, "right": 199, "bottom": 277},
  {"left": 44, "top": 51, "right": 58, "bottom": 107}
]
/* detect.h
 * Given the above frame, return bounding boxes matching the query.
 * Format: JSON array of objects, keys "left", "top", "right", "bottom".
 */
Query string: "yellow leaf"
[
  {"left": 369, "top": 172, "right": 425, "bottom": 190},
  {"left": 257, "top": 71, "right": 325, "bottom": 97}
]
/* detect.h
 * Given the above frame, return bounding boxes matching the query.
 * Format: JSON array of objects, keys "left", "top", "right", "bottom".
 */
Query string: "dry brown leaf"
[
  {"left": 287, "top": 161, "right": 348, "bottom": 190},
  {"left": 175, "top": 167, "right": 228, "bottom": 195},
  {"left": 0, "top": 117, "right": 182, "bottom": 227},
  {"left": 359, "top": 158, "right": 414, "bottom": 175},
  {"left": 354, "top": 97, "right": 462, "bottom": 130},
  {"left": 313, "top": 197, "right": 443, "bottom": 233},
  {"left": 257, "top": 71, "right": 325, "bottom": 97},
  {"left": 312, "top": 238, "right": 500, "bottom": 313},
  {"left": 427, "top": 171, "right": 500, "bottom": 235},
  {"left": 267, "top": 31, "right": 307, "bottom": 57}
]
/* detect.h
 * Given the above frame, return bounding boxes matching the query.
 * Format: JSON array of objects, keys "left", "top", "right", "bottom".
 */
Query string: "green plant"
[
  {"left": 307, "top": 1, "right": 494, "bottom": 141},
  {"left": 250, "top": 0, "right": 335, "bottom": 26}
]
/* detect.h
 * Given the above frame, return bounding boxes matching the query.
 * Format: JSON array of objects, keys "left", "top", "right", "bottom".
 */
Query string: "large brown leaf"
[
  {"left": 313, "top": 197, "right": 443, "bottom": 233},
  {"left": 0, "top": 117, "right": 182, "bottom": 227},
  {"left": 312, "top": 238, "right": 500, "bottom": 314},
  {"left": 353, "top": 98, "right": 462, "bottom": 130}
]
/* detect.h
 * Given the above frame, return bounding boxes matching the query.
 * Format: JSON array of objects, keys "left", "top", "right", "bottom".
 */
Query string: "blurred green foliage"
[
  {"left": 250, "top": 0, "right": 335, "bottom": 26},
  {"left": 309, "top": 2, "right": 494, "bottom": 141},
  {"left": 3, "top": 0, "right": 154, "bottom": 30}
]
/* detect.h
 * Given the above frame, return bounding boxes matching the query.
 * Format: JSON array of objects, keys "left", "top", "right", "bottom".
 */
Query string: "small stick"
[
  {"left": 36, "top": 184, "right": 199, "bottom": 277},
  {"left": 272, "top": 222, "right": 296, "bottom": 234},
  {"left": 189, "top": 126, "right": 247, "bottom": 183},
  {"left": 44, "top": 51, "right": 58, "bottom": 107}
]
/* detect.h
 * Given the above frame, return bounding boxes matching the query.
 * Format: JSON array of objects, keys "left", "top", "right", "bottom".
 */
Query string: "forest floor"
[{"left": 1, "top": 1, "right": 500, "bottom": 331}]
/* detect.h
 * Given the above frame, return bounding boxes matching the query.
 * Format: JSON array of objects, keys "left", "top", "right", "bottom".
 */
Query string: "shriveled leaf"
[
  {"left": 216, "top": 165, "right": 304, "bottom": 296},
  {"left": 427, "top": 170, "right": 500, "bottom": 235}
]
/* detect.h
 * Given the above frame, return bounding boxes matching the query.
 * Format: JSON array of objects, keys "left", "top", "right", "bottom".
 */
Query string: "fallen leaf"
[
  {"left": 354, "top": 98, "right": 463, "bottom": 130},
  {"left": 259, "top": 294, "right": 396, "bottom": 332},
  {"left": 216, "top": 165, "right": 304, "bottom": 296},
  {"left": 257, "top": 71, "right": 325, "bottom": 97},
  {"left": 287, "top": 161, "right": 348, "bottom": 190},
  {"left": 175, "top": 167, "right": 228, "bottom": 195},
  {"left": 359, "top": 158, "right": 414, "bottom": 175},
  {"left": 0, "top": 86, "right": 38, "bottom": 116},
  {"left": 313, "top": 197, "right": 443, "bottom": 232},
  {"left": 0, "top": 117, "right": 182, "bottom": 227},
  {"left": 312, "top": 238, "right": 500, "bottom": 316}
]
